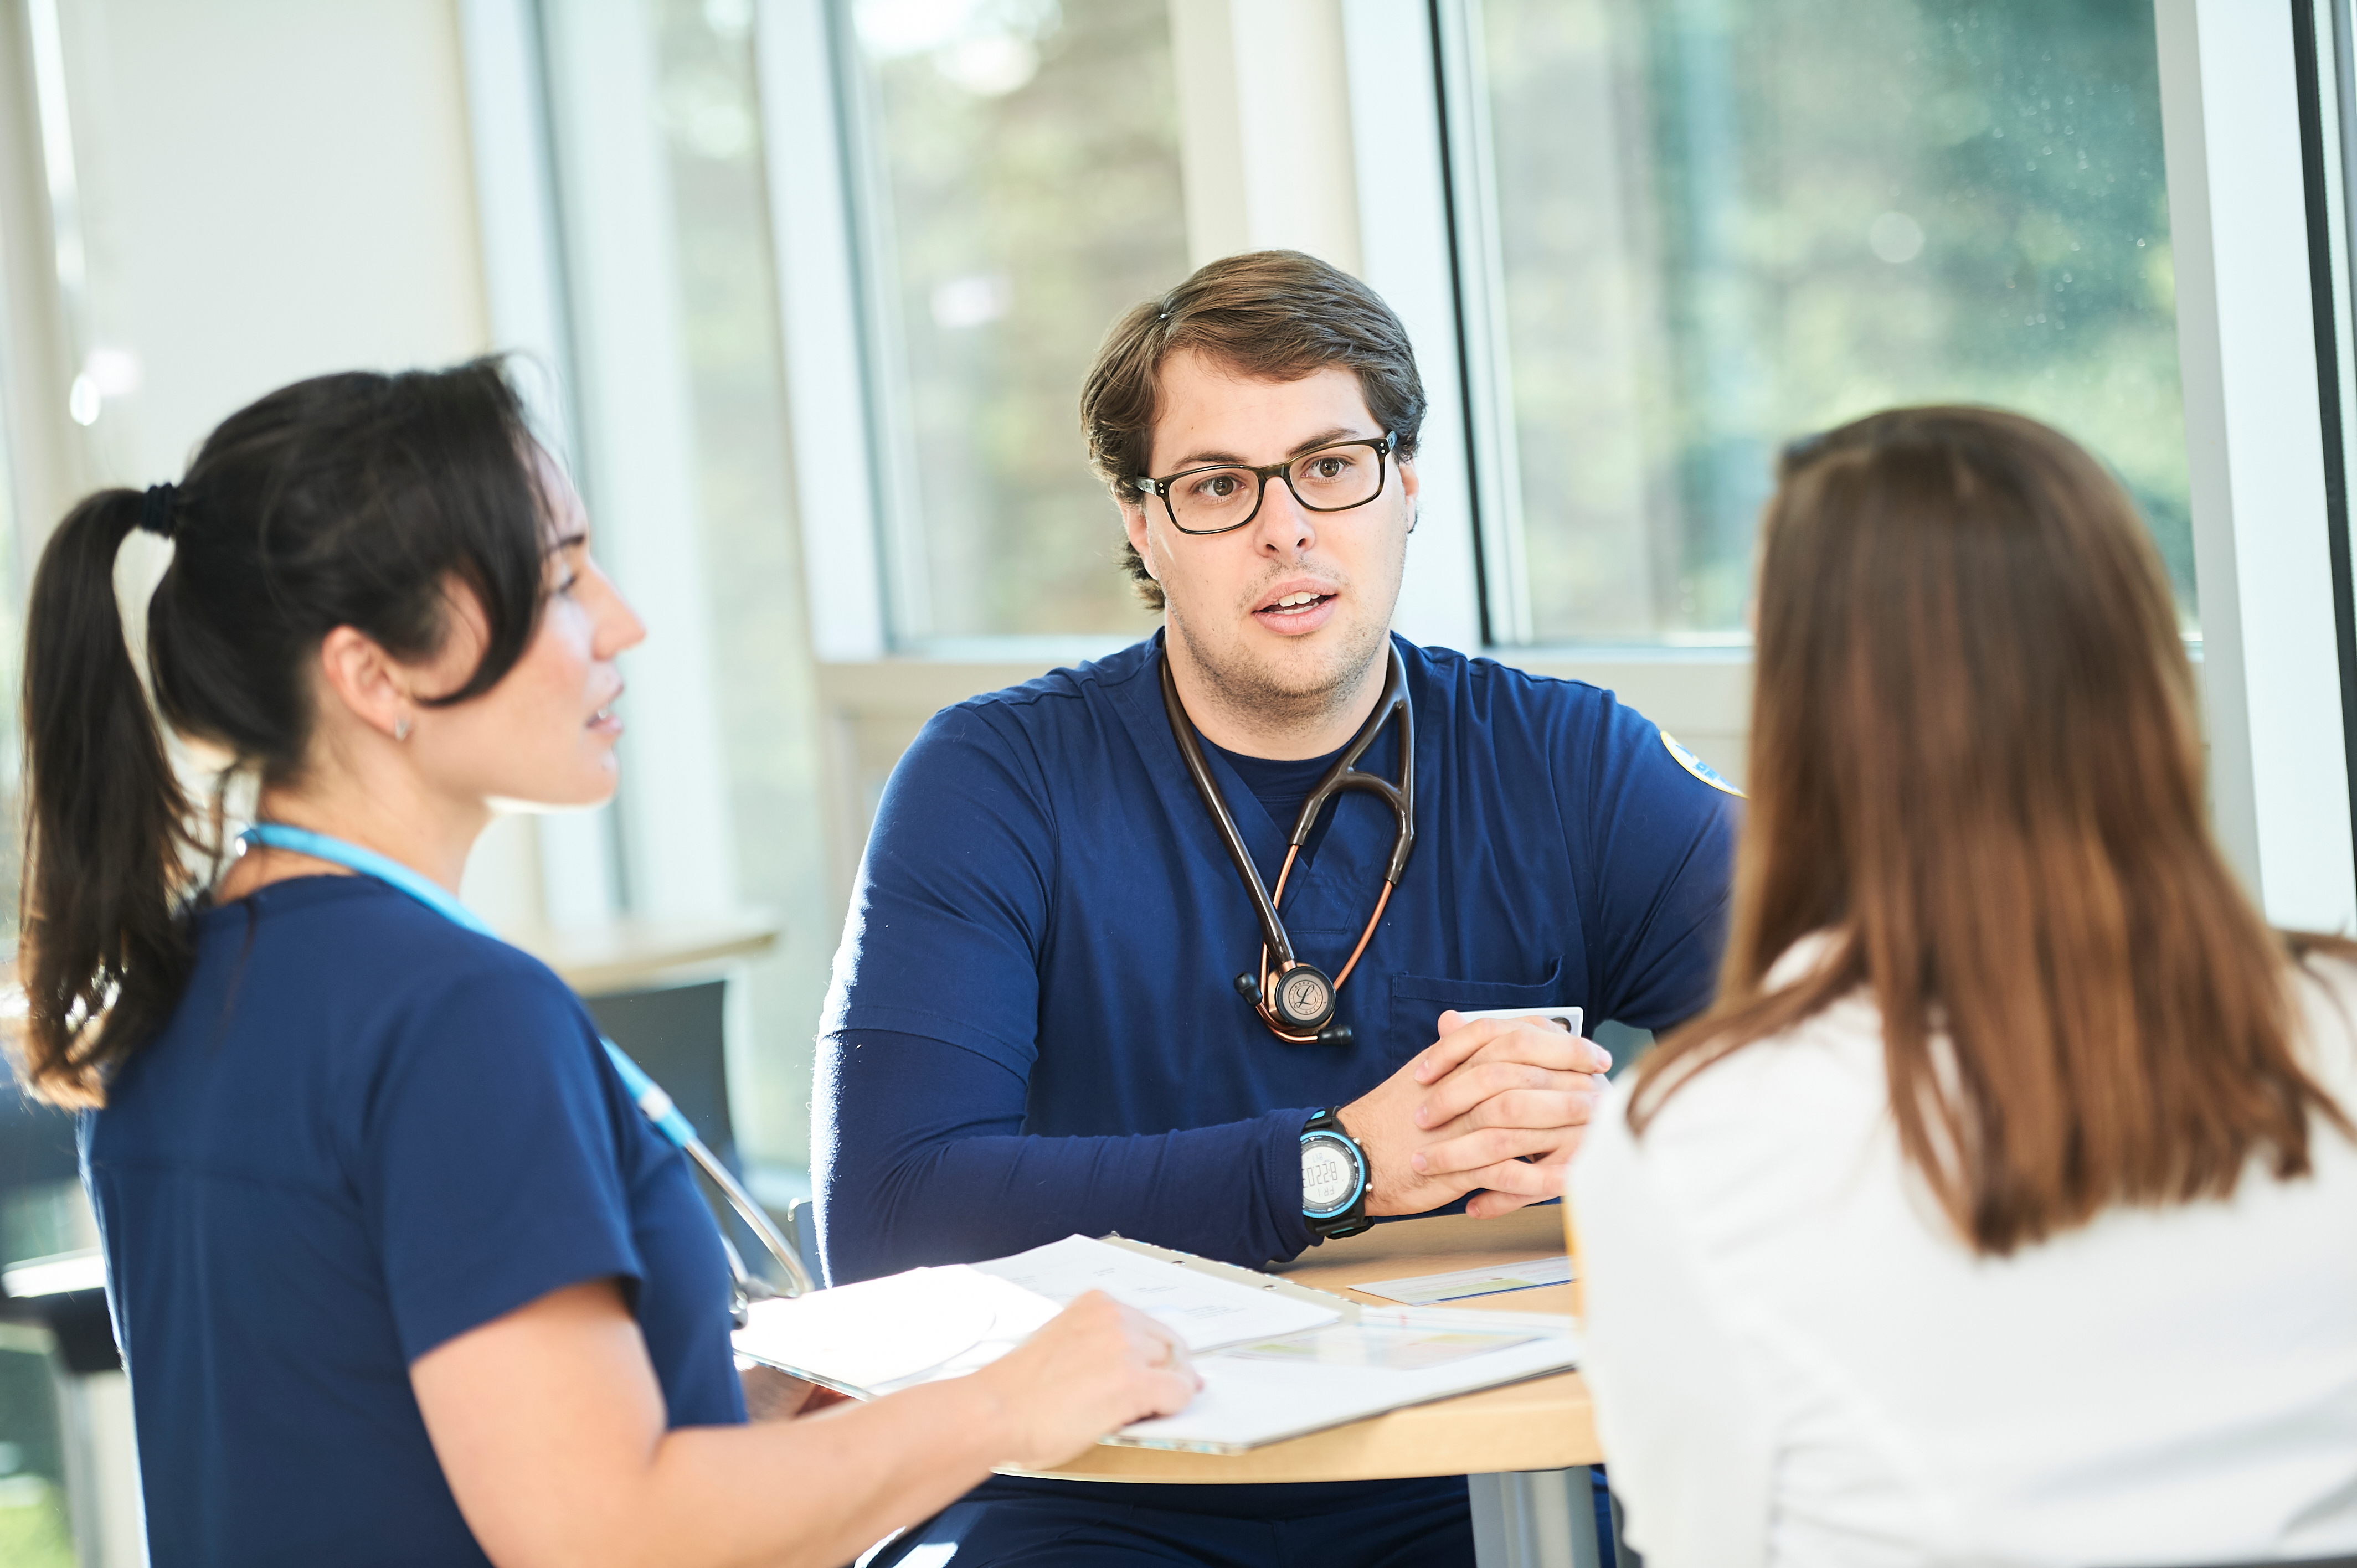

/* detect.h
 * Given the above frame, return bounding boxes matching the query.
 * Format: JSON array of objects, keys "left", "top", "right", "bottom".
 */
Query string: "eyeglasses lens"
[{"left": 1169, "top": 445, "right": 1383, "bottom": 532}]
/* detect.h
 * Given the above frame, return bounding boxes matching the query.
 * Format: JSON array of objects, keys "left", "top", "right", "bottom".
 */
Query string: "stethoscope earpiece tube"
[
  {"left": 1165, "top": 644, "right": 1417, "bottom": 1045},
  {"left": 600, "top": 1040, "right": 817, "bottom": 1302},
  {"left": 1163, "top": 659, "right": 1299, "bottom": 969}
]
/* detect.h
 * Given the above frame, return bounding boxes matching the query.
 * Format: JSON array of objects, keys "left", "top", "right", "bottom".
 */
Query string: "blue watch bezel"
[{"left": 1300, "top": 1126, "right": 1368, "bottom": 1219}]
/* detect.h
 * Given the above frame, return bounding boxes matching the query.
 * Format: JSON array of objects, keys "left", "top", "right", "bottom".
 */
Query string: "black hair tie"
[{"left": 137, "top": 482, "right": 178, "bottom": 540}]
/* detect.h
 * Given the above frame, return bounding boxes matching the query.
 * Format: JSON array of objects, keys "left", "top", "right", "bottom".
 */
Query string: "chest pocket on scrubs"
[{"left": 1388, "top": 960, "right": 1570, "bottom": 1059}]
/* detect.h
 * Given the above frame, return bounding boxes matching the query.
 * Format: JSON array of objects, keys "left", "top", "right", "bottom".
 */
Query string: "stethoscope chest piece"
[
  {"left": 1272, "top": 965, "right": 1336, "bottom": 1029},
  {"left": 1236, "top": 962, "right": 1337, "bottom": 1031}
]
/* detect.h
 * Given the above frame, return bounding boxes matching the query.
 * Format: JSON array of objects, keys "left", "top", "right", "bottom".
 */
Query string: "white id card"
[{"left": 1450, "top": 1004, "right": 1582, "bottom": 1036}]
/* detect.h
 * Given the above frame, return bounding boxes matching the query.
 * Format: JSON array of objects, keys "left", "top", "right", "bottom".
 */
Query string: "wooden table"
[{"left": 1023, "top": 1205, "right": 1595, "bottom": 1484}]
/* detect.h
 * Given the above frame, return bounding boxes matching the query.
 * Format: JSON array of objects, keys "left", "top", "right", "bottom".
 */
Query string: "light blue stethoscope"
[{"left": 237, "top": 822, "right": 816, "bottom": 1318}]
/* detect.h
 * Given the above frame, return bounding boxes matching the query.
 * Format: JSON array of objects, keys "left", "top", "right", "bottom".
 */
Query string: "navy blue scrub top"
[
  {"left": 84, "top": 875, "right": 744, "bottom": 1568},
  {"left": 816, "top": 633, "right": 1739, "bottom": 1285}
]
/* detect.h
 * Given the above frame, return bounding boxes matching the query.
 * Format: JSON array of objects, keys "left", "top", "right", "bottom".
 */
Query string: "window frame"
[
  {"left": 757, "top": 0, "right": 1758, "bottom": 669},
  {"left": 481, "top": 0, "right": 2357, "bottom": 927},
  {"left": 456, "top": 0, "right": 630, "bottom": 931},
  {"left": 755, "top": 0, "right": 889, "bottom": 661},
  {"left": 2158, "top": 0, "right": 2357, "bottom": 928}
]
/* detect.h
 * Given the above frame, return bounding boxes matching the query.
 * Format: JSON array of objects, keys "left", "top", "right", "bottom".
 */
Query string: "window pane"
[
  {"left": 540, "top": 0, "right": 836, "bottom": 1171},
  {"left": 847, "top": 0, "right": 1185, "bottom": 642},
  {"left": 1474, "top": 0, "right": 2189, "bottom": 643},
  {"left": 644, "top": 0, "right": 835, "bottom": 1167}
]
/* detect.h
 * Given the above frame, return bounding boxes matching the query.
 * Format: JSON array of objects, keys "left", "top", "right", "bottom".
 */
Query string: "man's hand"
[{"left": 1340, "top": 1010, "right": 1611, "bottom": 1218}]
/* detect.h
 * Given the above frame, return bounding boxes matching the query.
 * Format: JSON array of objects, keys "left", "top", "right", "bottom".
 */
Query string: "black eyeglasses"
[{"left": 1134, "top": 433, "right": 1396, "bottom": 535}]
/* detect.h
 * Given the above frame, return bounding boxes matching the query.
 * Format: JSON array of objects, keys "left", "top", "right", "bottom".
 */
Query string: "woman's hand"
[
  {"left": 965, "top": 1292, "right": 1200, "bottom": 1471},
  {"left": 413, "top": 1281, "right": 1196, "bottom": 1568}
]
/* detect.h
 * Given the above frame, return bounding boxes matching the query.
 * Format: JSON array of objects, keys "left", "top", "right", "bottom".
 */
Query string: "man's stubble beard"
[{"left": 1166, "top": 584, "right": 1394, "bottom": 747}]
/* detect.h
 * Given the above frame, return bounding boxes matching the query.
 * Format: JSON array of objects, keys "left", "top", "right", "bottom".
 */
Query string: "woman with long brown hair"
[{"left": 1571, "top": 407, "right": 2357, "bottom": 1565}]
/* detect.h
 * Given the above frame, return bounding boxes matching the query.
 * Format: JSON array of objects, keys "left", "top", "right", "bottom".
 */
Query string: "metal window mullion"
[
  {"left": 465, "top": 0, "right": 632, "bottom": 926},
  {"left": 751, "top": 0, "right": 889, "bottom": 661},
  {"left": 1340, "top": 0, "right": 1486, "bottom": 652},
  {"left": 530, "top": 0, "right": 739, "bottom": 922},
  {"left": 823, "top": 0, "right": 934, "bottom": 648},
  {"left": 2157, "top": 0, "right": 2357, "bottom": 929},
  {"left": 2319, "top": 0, "right": 2357, "bottom": 909},
  {"left": 1430, "top": 0, "right": 1534, "bottom": 648}
]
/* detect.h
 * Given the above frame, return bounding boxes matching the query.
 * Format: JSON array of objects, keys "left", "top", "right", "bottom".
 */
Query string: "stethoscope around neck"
[{"left": 1160, "top": 643, "right": 1416, "bottom": 1046}]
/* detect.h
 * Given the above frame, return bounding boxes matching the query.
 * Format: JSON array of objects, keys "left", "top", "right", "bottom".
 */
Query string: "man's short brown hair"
[{"left": 1080, "top": 250, "right": 1427, "bottom": 611}]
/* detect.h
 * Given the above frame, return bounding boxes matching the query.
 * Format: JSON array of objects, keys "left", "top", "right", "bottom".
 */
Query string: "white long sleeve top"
[{"left": 1571, "top": 940, "right": 2357, "bottom": 1567}]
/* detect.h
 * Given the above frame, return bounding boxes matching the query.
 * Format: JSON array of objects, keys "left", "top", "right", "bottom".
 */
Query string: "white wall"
[
  {"left": 29, "top": 0, "right": 550, "bottom": 924},
  {"left": 50, "top": 0, "right": 489, "bottom": 486}
]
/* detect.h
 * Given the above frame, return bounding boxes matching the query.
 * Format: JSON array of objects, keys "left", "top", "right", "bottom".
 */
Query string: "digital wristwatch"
[{"left": 1300, "top": 1107, "right": 1372, "bottom": 1240}]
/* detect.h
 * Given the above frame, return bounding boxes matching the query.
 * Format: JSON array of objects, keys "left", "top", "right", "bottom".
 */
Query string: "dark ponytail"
[
  {"left": 16, "top": 360, "right": 549, "bottom": 1105},
  {"left": 18, "top": 492, "right": 197, "bottom": 1105}
]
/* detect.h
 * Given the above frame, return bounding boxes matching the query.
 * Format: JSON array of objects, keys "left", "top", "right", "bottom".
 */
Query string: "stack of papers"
[{"left": 734, "top": 1235, "right": 1580, "bottom": 1452}]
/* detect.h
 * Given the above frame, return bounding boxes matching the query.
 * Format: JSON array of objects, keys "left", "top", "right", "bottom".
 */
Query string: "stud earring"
[{"left": 394, "top": 716, "right": 412, "bottom": 742}]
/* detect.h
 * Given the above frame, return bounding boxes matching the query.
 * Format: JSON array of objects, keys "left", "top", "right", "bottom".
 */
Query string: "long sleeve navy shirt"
[{"left": 814, "top": 633, "right": 1738, "bottom": 1287}]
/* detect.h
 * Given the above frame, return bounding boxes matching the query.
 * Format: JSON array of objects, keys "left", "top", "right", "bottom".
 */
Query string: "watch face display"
[{"left": 1301, "top": 1132, "right": 1364, "bottom": 1216}]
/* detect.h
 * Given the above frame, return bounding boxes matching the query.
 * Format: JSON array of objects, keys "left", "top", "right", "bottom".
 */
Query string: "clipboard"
[{"left": 732, "top": 1234, "right": 1579, "bottom": 1453}]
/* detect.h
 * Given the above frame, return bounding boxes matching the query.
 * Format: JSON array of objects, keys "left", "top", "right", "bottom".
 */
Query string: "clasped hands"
[{"left": 1339, "top": 1010, "right": 1611, "bottom": 1221}]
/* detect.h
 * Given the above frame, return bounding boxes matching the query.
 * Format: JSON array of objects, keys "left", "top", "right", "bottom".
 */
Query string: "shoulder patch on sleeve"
[{"left": 1661, "top": 731, "right": 1744, "bottom": 796}]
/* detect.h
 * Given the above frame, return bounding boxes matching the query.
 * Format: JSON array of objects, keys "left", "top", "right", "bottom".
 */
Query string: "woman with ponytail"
[{"left": 17, "top": 362, "right": 1195, "bottom": 1568}]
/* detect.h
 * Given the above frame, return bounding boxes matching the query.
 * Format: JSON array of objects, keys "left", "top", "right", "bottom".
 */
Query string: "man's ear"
[
  {"left": 316, "top": 626, "right": 411, "bottom": 742},
  {"left": 1398, "top": 451, "right": 1419, "bottom": 535},
  {"left": 1121, "top": 503, "right": 1160, "bottom": 581}
]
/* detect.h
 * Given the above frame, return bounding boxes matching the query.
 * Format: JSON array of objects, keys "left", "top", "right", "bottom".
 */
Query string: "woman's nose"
[{"left": 591, "top": 564, "right": 649, "bottom": 657}]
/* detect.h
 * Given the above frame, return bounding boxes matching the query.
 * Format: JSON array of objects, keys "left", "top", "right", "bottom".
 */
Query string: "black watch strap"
[{"left": 1300, "top": 1107, "right": 1373, "bottom": 1240}]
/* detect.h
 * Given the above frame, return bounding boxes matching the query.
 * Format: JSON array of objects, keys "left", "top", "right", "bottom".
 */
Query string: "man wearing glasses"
[{"left": 817, "top": 250, "right": 1738, "bottom": 1565}]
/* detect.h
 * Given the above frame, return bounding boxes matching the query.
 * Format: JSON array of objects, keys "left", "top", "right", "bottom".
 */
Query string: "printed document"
[
  {"left": 1123, "top": 1329, "right": 1578, "bottom": 1452},
  {"left": 1355, "top": 1255, "right": 1576, "bottom": 1306},
  {"left": 970, "top": 1233, "right": 1338, "bottom": 1350},
  {"left": 732, "top": 1234, "right": 1580, "bottom": 1451}
]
